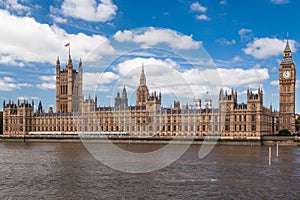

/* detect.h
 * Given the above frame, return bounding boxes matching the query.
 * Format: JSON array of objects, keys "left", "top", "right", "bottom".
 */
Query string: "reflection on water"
[{"left": 0, "top": 142, "right": 299, "bottom": 199}]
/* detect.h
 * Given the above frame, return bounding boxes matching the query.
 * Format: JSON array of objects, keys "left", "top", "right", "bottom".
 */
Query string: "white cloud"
[
  {"left": 190, "top": 2, "right": 210, "bottom": 21},
  {"left": 190, "top": 2, "right": 207, "bottom": 12},
  {"left": 270, "top": 80, "right": 279, "bottom": 86},
  {"left": 18, "top": 96, "right": 40, "bottom": 100},
  {"left": 83, "top": 72, "right": 119, "bottom": 91},
  {"left": 112, "top": 57, "right": 269, "bottom": 102},
  {"left": 232, "top": 56, "right": 242, "bottom": 62},
  {"left": 243, "top": 38, "right": 297, "bottom": 59},
  {"left": 0, "top": 0, "right": 30, "bottom": 15},
  {"left": 238, "top": 28, "right": 253, "bottom": 42},
  {"left": 217, "top": 68, "right": 269, "bottom": 87},
  {"left": 216, "top": 38, "right": 236, "bottom": 45},
  {"left": 0, "top": 10, "right": 114, "bottom": 65},
  {"left": 0, "top": 76, "right": 32, "bottom": 91},
  {"left": 51, "top": 15, "right": 67, "bottom": 24},
  {"left": 196, "top": 14, "right": 211, "bottom": 21},
  {"left": 114, "top": 27, "right": 201, "bottom": 50},
  {"left": 36, "top": 76, "right": 56, "bottom": 90},
  {"left": 297, "top": 80, "right": 300, "bottom": 88},
  {"left": 270, "top": 80, "right": 300, "bottom": 88},
  {"left": 61, "top": 0, "right": 117, "bottom": 22},
  {"left": 114, "top": 57, "right": 201, "bottom": 99},
  {"left": 270, "top": 0, "right": 289, "bottom": 4}
]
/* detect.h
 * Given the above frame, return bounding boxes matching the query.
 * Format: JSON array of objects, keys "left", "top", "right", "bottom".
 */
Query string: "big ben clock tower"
[{"left": 279, "top": 35, "right": 296, "bottom": 134}]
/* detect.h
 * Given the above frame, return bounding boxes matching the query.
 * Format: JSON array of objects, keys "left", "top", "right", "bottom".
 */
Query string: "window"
[
  {"left": 252, "top": 115, "right": 256, "bottom": 122},
  {"left": 225, "top": 124, "right": 230, "bottom": 132},
  {"left": 225, "top": 115, "right": 230, "bottom": 122},
  {"left": 251, "top": 124, "right": 256, "bottom": 132}
]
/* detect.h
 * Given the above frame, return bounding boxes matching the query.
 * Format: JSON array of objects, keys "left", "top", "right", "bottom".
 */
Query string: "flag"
[{"left": 64, "top": 42, "right": 70, "bottom": 47}]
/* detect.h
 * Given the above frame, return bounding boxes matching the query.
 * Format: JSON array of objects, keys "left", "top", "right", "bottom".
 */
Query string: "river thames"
[{"left": 0, "top": 142, "right": 299, "bottom": 199}]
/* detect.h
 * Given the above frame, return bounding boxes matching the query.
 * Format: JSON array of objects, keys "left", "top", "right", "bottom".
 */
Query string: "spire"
[
  {"left": 284, "top": 32, "right": 291, "bottom": 52},
  {"left": 139, "top": 63, "right": 146, "bottom": 86},
  {"left": 79, "top": 58, "right": 82, "bottom": 69},
  {"left": 122, "top": 86, "right": 127, "bottom": 99},
  {"left": 56, "top": 56, "right": 60, "bottom": 70}
]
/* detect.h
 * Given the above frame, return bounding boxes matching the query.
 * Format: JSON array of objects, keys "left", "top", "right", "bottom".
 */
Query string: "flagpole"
[{"left": 69, "top": 41, "right": 70, "bottom": 57}]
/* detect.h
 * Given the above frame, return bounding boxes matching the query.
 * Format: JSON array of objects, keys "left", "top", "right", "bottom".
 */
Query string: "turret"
[
  {"left": 56, "top": 56, "right": 60, "bottom": 71},
  {"left": 79, "top": 58, "right": 82, "bottom": 72},
  {"left": 139, "top": 63, "right": 146, "bottom": 86},
  {"left": 38, "top": 101, "right": 43, "bottom": 113},
  {"left": 95, "top": 95, "right": 98, "bottom": 107}
]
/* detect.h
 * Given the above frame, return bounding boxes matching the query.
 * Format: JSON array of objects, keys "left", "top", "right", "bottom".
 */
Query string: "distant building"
[{"left": 3, "top": 40, "right": 295, "bottom": 137}]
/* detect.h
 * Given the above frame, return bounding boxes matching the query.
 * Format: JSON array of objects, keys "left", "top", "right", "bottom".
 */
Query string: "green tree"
[{"left": 278, "top": 129, "right": 291, "bottom": 136}]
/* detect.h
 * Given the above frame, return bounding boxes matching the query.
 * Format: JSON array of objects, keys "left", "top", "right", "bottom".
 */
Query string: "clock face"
[{"left": 283, "top": 70, "right": 291, "bottom": 79}]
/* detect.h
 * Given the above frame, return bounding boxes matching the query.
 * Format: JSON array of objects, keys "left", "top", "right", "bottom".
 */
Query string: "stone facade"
[
  {"left": 279, "top": 38, "right": 296, "bottom": 133},
  {"left": 2, "top": 41, "right": 295, "bottom": 137}
]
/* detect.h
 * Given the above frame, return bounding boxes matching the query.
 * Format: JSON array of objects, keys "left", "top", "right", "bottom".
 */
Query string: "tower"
[
  {"left": 279, "top": 35, "right": 296, "bottom": 133},
  {"left": 121, "top": 86, "right": 128, "bottom": 109},
  {"left": 56, "top": 55, "right": 83, "bottom": 113},
  {"left": 136, "top": 63, "right": 149, "bottom": 107}
]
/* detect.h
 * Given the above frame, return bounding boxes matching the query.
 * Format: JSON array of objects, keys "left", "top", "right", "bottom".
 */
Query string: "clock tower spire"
[{"left": 279, "top": 34, "right": 296, "bottom": 134}]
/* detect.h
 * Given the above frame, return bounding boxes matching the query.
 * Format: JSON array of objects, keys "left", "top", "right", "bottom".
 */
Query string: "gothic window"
[
  {"left": 225, "top": 115, "right": 230, "bottom": 122},
  {"left": 252, "top": 115, "right": 256, "bottom": 122},
  {"left": 251, "top": 124, "right": 256, "bottom": 132},
  {"left": 225, "top": 124, "right": 230, "bottom": 132}
]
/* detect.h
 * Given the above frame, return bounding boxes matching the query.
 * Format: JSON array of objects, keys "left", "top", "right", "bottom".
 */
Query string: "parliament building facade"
[{"left": 2, "top": 40, "right": 296, "bottom": 137}]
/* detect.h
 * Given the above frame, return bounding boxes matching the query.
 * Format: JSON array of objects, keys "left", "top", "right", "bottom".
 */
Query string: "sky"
[{"left": 0, "top": 0, "right": 300, "bottom": 112}]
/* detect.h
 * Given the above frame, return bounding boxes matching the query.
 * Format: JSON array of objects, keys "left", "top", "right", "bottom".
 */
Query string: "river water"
[{"left": 0, "top": 142, "right": 299, "bottom": 199}]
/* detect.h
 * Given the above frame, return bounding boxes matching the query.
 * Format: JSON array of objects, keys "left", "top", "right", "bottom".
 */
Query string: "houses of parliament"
[{"left": 2, "top": 39, "right": 296, "bottom": 137}]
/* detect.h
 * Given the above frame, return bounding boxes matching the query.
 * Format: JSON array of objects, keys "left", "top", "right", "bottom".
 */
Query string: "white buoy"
[
  {"left": 276, "top": 142, "right": 279, "bottom": 157},
  {"left": 269, "top": 147, "right": 272, "bottom": 166}
]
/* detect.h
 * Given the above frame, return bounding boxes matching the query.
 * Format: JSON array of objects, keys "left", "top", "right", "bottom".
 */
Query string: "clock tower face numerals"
[{"left": 282, "top": 70, "right": 291, "bottom": 79}]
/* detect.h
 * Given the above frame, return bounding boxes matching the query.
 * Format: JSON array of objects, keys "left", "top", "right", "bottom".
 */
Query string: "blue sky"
[{"left": 0, "top": 0, "right": 300, "bottom": 112}]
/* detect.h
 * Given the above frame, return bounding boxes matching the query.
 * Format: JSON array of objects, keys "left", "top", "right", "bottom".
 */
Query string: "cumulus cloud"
[
  {"left": 112, "top": 57, "right": 269, "bottom": 101},
  {"left": 61, "top": 0, "right": 117, "bottom": 22},
  {"left": 196, "top": 14, "right": 211, "bottom": 21},
  {"left": 243, "top": 38, "right": 297, "bottom": 59},
  {"left": 36, "top": 76, "right": 56, "bottom": 90},
  {"left": 0, "top": 76, "right": 32, "bottom": 91},
  {"left": 114, "top": 27, "right": 201, "bottom": 50},
  {"left": 83, "top": 72, "right": 119, "bottom": 92},
  {"left": 190, "top": 2, "right": 207, "bottom": 12},
  {"left": 0, "top": 10, "right": 114, "bottom": 66},
  {"left": 190, "top": 2, "right": 210, "bottom": 21},
  {"left": 270, "top": 80, "right": 279, "bottom": 86},
  {"left": 216, "top": 68, "right": 269, "bottom": 87},
  {"left": 0, "top": 0, "right": 30, "bottom": 15}
]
